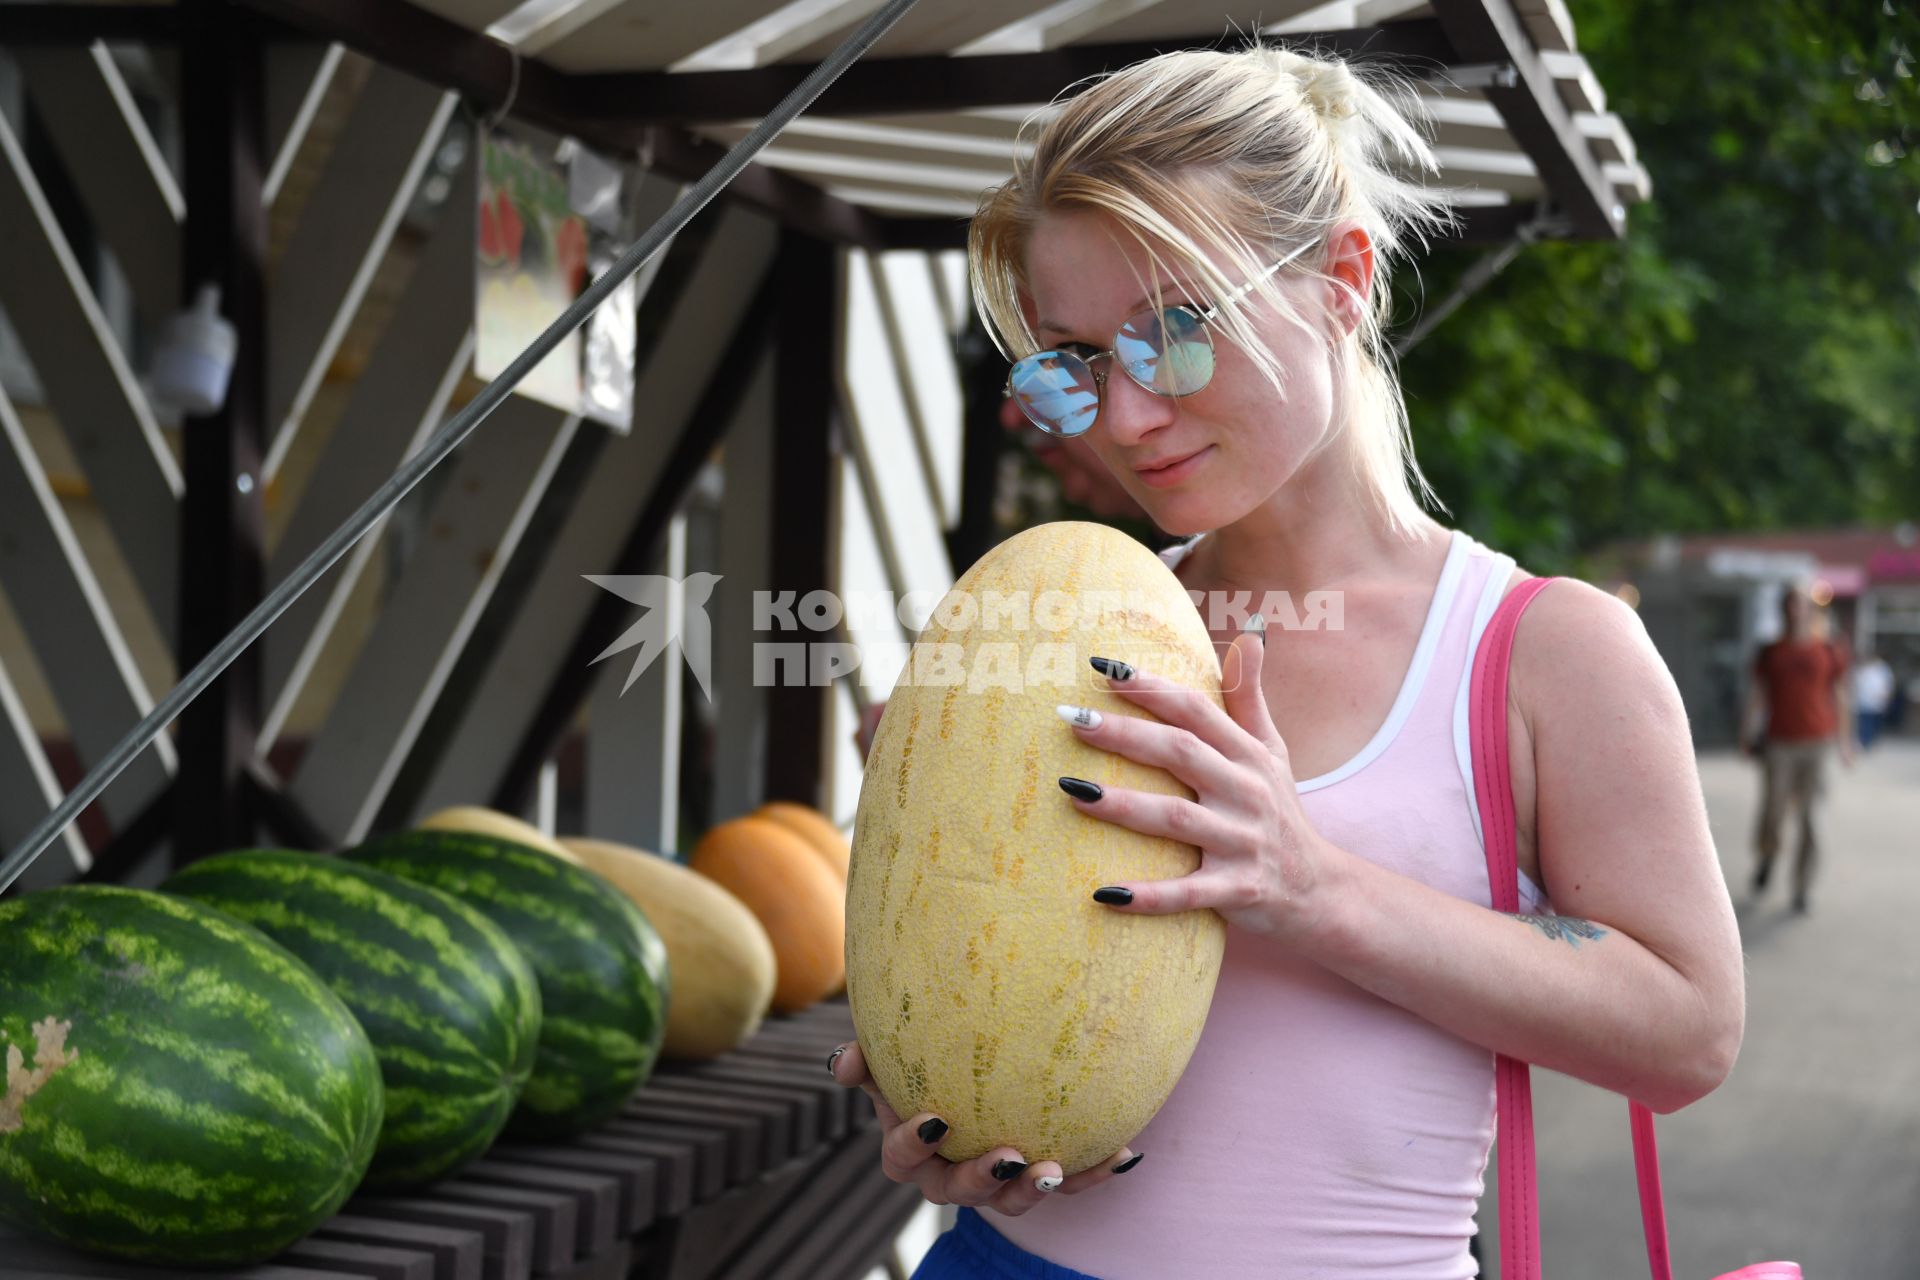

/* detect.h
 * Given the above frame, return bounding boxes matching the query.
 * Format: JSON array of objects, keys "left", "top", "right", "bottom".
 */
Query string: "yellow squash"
[
  {"left": 846, "top": 521, "right": 1227, "bottom": 1174},
  {"left": 416, "top": 806, "right": 583, "bottom": 866},
  {"left": 560, "top": 838, "right": 777, "bottom": 1060}
]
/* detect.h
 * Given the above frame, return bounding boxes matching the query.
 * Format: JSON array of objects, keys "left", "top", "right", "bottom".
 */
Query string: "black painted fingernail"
[
  {"left": 1093, "top": 886, "right": 1133, "bottom": 906},
  {"left": 1059, "top": 776, "right": 1104, "bottom": 802},
  {"left": 918, "top": 1117, "right": 949, "bottom": 1145},
  {"left": 826, "top": 1046, "right": 847, "bottom": 1077},
  {"left": 1089, "top": 656, "right": 1134, "bottom": 681},
  {"left": 1113, "top": 1153, "right": 1145, "bottom": 1174},
  {"left": 992, "top": 1159, "right": 1028, "bottom": 1181}
]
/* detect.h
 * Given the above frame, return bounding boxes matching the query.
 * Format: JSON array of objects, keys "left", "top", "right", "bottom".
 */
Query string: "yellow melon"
[
  {"left": 560, "top": 837, "right": 777, "bottom": 1060},
  {"left": 416, "top": 805, "right": 583, "bottom": 866},
  {"left": 846, "top": 521, "right": 1227, "bottom": 1175}
]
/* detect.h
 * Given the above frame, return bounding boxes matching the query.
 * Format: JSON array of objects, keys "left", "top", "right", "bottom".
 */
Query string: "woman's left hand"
[{"left": 1061, "top": 634, "right": 1340, "bottom": 941}]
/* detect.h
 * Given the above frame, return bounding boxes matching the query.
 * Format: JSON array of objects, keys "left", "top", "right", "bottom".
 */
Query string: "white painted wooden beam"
[
  {"left": 871, "top": 252, "right": 961, "bottom": 530},
  {"left": 701, "top": 116, "right": 1034, "bottom": 164},
  {"left": 289, "top": 397, "right": 582, "bottom": 845},
  {"left": 0, "top": 110, "right": 181, "bottom": 640},
  {"left": 753, "top": 145, "right": 1007, "bottom": 196},
  {"left": 1603, "top": 159, "right": 1651, "bottom": 204},
  {"left": 818, "top": 186, "right": 982, "bottom": 218},
  {"left": 1576, "top": 111, "right": 1636, "bottom": 167},
  {"left": 825, "top": 442, "right": 910, "bottom": 827},
  {"left": 0, "top": 383, "right": 175, "bottom": 835},
  {"left": 487, "top": 0, "right": 627, "bottom": 55},
  {"left": 1422, "top": 96, "right": 1512, "bottom": 152},
  {"left": 827, "top": 678, "right": 862, "bottom": 831},
  {"left": 412, "top": 205, "right": 778, "bottom": 817},
  {"left": 264, "top": 42, "right": 346, "bottom": 208},
  {"left": 673, "top": 0, "right": 889, "bottom": 70},
  {"left": 1429, "top": 144, "right": 1543, "bottom": 198},
  {"left": 1517, "top": 0, "right": 1576, "bottom": 53},
  {"left": 16, "top": 43, "right": 183, "bottom": 319},
  {"left": 585, "top": 511, "right": 685, "bottom": 852},
  {"left": 0, "top": 654, "right": 92, "bottom": 890},
  {"left": 955, "top": 0, "right": 1167, "bottom": 55},
  {"left": 1357, "top": 0, "right": 1432, "bottom": 23},
  {"left": 1541, "top": 49, "right": 1606, "bottom": 115},
  {"left": 837, "top": 249, "right": 955, "bottom": 613},
  {"left": 259, "top": 159, "right": 477, "bottom": 749},
  {"left": 264, "top": 67, "right": 456, "bottom": 480},
  {"left": 931, "top": 250, "right": 970, "bottom": 338},
  {"left": 832, "top": 445, "right": 910, "bottom": 700}
]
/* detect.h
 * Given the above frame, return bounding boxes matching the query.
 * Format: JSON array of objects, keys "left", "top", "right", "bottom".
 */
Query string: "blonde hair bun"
[{"left": 1269, "top": 47, "right": 1361, "bottom": 125}]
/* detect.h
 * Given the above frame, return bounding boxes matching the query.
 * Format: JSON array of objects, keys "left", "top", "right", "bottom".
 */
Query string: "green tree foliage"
[{"left": 1397, "top": 0, "right": 1920, "bottom": 572}]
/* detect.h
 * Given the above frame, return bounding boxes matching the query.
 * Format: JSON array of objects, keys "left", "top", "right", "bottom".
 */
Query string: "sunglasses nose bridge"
[{"left": 1092, "top": 353, "right": 1189, "bottom": 447}]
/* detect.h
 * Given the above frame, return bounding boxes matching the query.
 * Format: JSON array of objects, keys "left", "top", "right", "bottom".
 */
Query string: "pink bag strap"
[
  {"left": 1468, "top": 575, "right": 1676, "bottom": 1280},
  {"left": 1472, "top": 574, "right": 1802, "bottom": 1280}
]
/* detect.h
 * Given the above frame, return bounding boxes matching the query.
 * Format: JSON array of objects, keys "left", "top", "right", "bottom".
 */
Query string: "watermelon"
[
  {"left": 346, "top": 830, "right": 669, "bottom": 1136},
  {"left": 162, "top": 850, "right": 542, "bottom": 1188},
  {"left": 0, "top": 885, "right": 383, "bottom": 1264}
]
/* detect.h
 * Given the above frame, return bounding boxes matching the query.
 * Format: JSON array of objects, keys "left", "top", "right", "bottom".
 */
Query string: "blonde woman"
[{"left": 830, "top": 42, "right": 1745, "bottom": 1278}]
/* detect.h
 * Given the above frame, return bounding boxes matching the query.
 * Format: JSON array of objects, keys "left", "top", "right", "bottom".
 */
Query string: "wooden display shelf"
[{"left": 0, "top": 1001, "right": 920, "bottom": 1280}]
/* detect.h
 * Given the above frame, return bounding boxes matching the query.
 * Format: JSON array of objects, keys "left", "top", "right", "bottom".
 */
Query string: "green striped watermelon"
[
  {"left": 0, "top": 885, "right": 382, "bottom": 1264},
  {"left": 346, "top": 830, "right": 669, "bottom": 1137},
  {"left": 162, "top": 850, "right": 542, "bottom": 1189}
]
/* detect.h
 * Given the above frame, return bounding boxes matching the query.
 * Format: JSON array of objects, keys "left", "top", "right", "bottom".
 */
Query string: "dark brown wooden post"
[
  {"left": 761, "top": 229, "right": 836, "bottom": 807},
  {"left": 174, "top": 0, "right": 267, "bottom": 863}
]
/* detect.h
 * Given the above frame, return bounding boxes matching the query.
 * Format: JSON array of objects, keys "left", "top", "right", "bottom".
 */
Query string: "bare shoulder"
[{"left": 1504, "top": 571, "right": 1687, "bottom": 734}]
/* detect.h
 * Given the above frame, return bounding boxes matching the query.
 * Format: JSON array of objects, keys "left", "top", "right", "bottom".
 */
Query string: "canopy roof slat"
[
  {"left": 567, "top": 22, "right": 1460, "bottom": 123},
  {"left": 1, "top": 0, "right": 1646, "bottom": 249}
]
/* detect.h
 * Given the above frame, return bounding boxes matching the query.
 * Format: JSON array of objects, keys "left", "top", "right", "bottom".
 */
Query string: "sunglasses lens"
[
  {"left": 1008, "top": 350, "right": 1101, "bottom": 436},
  {"left": 1116, "top": 307, "right": 1215, "bottom": 396}
]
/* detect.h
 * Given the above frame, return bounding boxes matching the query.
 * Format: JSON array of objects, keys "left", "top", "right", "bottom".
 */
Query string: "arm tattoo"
[{"left": 1510, "top": 914, "right": 1609, "bottom": 947}]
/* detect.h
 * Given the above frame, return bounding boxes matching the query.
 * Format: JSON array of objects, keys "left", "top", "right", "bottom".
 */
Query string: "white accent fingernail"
[
  {"left": 1036, "top": 1175, "right": 1063, "bottom": 1192},
  {"left": 1057, "top": 704, "right": 1102, "bottom": 730}
]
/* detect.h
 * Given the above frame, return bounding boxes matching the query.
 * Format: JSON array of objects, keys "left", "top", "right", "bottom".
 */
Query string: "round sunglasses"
[{"left": 1004, "top": 241, "right": 1315, "bottom": 437}]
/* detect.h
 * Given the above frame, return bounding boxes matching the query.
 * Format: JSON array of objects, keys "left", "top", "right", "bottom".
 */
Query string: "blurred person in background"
[
  {"left": 1740, "top": 584, "right": 1855, "bottom": 914},
  {"left": 1851, "top": 650, "right": 1895, "bottom": 750}
]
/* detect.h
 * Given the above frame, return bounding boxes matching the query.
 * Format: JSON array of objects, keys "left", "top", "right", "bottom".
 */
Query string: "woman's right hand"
[{"left": 827, "top": 1040, "right": 1142, "bottom": 1216}]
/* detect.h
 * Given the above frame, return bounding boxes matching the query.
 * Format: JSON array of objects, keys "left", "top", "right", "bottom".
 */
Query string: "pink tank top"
[{"left": 992, "top": 528, "right": 1547, "bottom": 1278}]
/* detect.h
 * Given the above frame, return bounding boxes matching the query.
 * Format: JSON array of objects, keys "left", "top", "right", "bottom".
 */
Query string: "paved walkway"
[{"left": 1480, "top": 737, "right": 1920, "bottom": 1277}]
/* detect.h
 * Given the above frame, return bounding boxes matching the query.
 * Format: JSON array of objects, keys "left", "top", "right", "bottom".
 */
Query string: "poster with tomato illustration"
[{"left": 475, "top": 125, "right": 635, "bottom": 431}]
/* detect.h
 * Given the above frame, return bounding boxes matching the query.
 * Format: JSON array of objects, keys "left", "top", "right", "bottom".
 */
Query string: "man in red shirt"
[{"left": 1741, "top": 584, "right": 1855, "bottom": 913}]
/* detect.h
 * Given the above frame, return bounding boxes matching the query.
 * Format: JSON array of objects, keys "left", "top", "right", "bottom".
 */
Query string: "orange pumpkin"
[
  {"left": 690, "top": 817, "right": 845, "bottom": 1013},
  {"left": 754, "top": 802, "right": 850, "bottom": 884}
]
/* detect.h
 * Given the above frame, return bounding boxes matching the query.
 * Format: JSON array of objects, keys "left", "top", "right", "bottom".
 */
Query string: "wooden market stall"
[{"left": 0, "top": 1, "right": 1646, "bottom": 1277}]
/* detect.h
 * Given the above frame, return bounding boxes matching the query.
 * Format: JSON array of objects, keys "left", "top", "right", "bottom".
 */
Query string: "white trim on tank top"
[{"left": 1160, "top": 527, "right": 1470, "bottom": 794}]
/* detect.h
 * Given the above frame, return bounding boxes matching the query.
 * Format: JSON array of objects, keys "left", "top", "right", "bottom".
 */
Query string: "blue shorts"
[{"left": 912, "top": 1207, "right": 1105, "bottom": 1280}]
